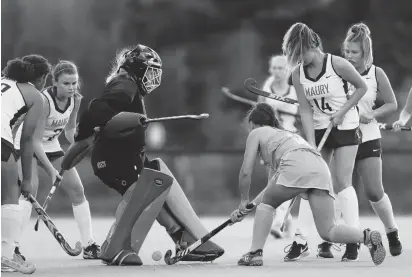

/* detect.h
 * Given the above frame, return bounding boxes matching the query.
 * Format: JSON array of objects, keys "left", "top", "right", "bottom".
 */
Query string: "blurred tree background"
[{"left": 2, "top": 0, "right": 412, "bottom": 215}]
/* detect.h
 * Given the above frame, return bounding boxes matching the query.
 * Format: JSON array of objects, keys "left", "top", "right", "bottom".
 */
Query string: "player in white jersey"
[
  {"left": 259, "top": 55, "right": 299, "bottom": 133},
  {"left": 14, "top": 61, "right": 100, "bottom": 260},
  {"left": 343, "top": 23, "right": 402, "bottom": 256},
  {"left": 1, "top": 54, "right": 51, "bottom": 274},
  {"left": 231, "top": 103, "right": 385, "bottom": 267},
  {"left": 393, "top": 86, "right": 412, "bottom": 129},
  {"left": 258, "top": 55, "right": 297, "bottom": 239},
  {"left": 281, "top": 22, "right": 368, "bottom": 262}
]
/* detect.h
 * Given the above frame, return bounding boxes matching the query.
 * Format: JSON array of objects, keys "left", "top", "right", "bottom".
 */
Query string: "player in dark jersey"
[{"left": 71, "top": 44, "right": 224, "bottom": 266}]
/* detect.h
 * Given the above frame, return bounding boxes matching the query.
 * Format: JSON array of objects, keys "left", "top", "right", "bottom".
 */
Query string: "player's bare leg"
[
  {"left": 309, "top": 189, "right": 385, "bottom": 266},
  {"left": 238, "top": 186, "right": 386, "bottom": 266},
  {"left": 332, "top": 145, "right": 361, "bottom": 261},
  {"left": 284, "top": 199, "right": 313, "bottom": 261},
  {"left": 54, "top": 155, "right": 100, "bottom": 259},
  {"left": 238, "top": 185, "right": 304, "bottom": 266},
  {"left": 356, "top": 157, "right": 402, "bottom": 256}
]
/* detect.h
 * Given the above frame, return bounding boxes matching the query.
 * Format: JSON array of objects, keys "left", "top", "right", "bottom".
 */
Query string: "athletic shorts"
[
  {"left": 356, "top": 139, "right": 381, "bottom": 161},
  {"left": 315, "top": 127, "right": 361, "bottom": 149},
  {"left": 15, "top": 150, "right": 65, "bottom": 163},
  {"left": 1, "top": 139, "right": 17, "bottom": 162},
  {"left": 91, "top": 144, "right": 145, "bottom": 195}
]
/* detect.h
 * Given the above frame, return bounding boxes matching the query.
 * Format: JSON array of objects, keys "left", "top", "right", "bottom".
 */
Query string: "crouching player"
[
  {"left": 69, "top": 44, "right": 224, "bottom": 265},
  {"left": 231, "top": 103, "right": 386, "bottom": 266}
]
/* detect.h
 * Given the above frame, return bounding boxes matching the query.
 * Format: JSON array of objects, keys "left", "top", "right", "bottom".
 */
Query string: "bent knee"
[
  {"left": 64, "top": 183, "right": 86, "bottom": 205},
  {"left": 364, "top": 187, "right": 384, "bottom": 203},
  {"left": 318, "top": 228, "right": 333, "bottom": 242}
]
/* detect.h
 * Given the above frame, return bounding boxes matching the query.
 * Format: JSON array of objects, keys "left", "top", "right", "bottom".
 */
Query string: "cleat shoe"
[
  {"left": 270, "top": 228, "right": 283, "bottom": 239},
  {"left": 1, "top": 255, "right": 36, "bottom": 274},
  {"left": 387, "top": 230, "right": 402, "bottom": 256},
  {"left": 14, "top": 247, "right": 26, "bottom": 261},
  {"left": 83, "top": 242, "right": 101, "bottom": 259},
  {"left": 364, "top": 229, "right": 386, "bottom": 266},
  {"left": 341, "top": 243, "right": 360, "bottom": 262},
  {"left": 238, "top": 249, "right": 263, "bottom": 266},
  {"left": 101, "top": 249, "right": 142, "bottom": 266},
  {"left": 284, "top": 241, "right": 310, "bottom": 262},
  {"left": 1, "top": 265, "right": 17, "bottom": 272},
  {"left": 317, "top": 242, "right": 334, "bottom": 258}
]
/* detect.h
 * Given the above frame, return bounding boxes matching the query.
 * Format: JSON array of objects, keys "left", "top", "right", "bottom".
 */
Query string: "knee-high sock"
[
  {"left": 338, "top": 186, "right": 359, "bottom": 227},
  {"left": 370, "top": 193, "right": 398, "bottom": 233},
  {"left": 2, "top": 204, "right": 22, "bottom": 258},
  {"left": 328, "top": 224, "right": 362, "bottom": 244},
  {"left": 15, "top": 199, "right": 32, "bottom": 247},
  {"left": 250, "top": 203, "right": 275, "bottom": 252},
  {"left": 72, "top": 200, "right": 94, "bottom": 246},
  {"left": 294, "top": 199, "right": 314, "bottom": 244}
]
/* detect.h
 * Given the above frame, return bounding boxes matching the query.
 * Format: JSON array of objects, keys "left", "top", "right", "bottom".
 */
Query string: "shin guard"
[{"left": 99, "top": 168, "right": 173, "bottom": 264}]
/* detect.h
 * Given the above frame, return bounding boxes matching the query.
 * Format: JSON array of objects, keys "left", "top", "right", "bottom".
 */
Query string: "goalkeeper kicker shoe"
[
  {"left": 172, "top": 228, "right": 224, "bottom": 262},
  {"left": 83, "top": 242, "right": 101, "bottom": 259},
  {"left": 101, "top": 249, "right": 143, "bottom": 266}
]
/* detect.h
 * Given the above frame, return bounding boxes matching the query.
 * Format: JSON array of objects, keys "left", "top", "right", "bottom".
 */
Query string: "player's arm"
[
  {"left": 393, "top": 87, "right": 412, "bottom": 128},
  {"left": 372, "top": 67, "right": 397, "bottom": 118},
  {"left": 65, "top": 93, "right": 82, "bottom": 144},
  {"left": 33, "top": 94, "right": 58, "bottom": 177},
  {"left": 239, "top": 129, "right": 259, "bottom": 203},
  {"left": 292, "top": 68, "right": 315, "bottom": 147},
  {"left": 332, "top": 55, "right": 367, "bottom": 116},
  {"left": 75, "top": 78, "right": 138, "bottom": 142},
  {"left": 18, "top": 85, "right": 44, "bottom": 184}
]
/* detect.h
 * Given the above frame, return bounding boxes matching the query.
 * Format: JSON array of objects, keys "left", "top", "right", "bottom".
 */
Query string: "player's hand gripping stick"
[{"left": 164, "top": 202, "right": 257, "bottom": 265}]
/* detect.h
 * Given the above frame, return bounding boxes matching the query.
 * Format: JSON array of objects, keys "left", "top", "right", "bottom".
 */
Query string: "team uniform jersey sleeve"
[{"left": 74, "top": 76, "right": 139, "bottom": 142}]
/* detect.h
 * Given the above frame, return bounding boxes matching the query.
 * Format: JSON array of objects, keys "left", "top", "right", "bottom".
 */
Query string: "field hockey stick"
[
  {"left": 280, "top": 122, "right": 333, "bottom": 232},
  {"left": 164, "top": 202, "right": 257, "bottom": 265},
  {"left": 378, "top": 122, "right": 411, "bottom": 131},
  {"left": 279, "top": 196, "right": 298, "bottom": 232},
  {"left": 144, "top": 113, "right": 209, "bottom": 123},
  {"left": 221, "top": 86, "right": 257, "bottom": 106},
  {"left": 34, "top": 139, "right": 93, "bottom": 231},
  {"left": 244, "top": 78, "right": 299, "bottom": 105},
  {"left": 27, "top": 194, "right": 82, "bottom": 256},
  {"left": 34, "top": 169, "right": 64, "bottom": 231}
]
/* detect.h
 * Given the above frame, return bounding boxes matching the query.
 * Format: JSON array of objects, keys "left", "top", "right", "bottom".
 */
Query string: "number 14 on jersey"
[{"left": 313, "top": 97, "right": 333, "bottom": 112}]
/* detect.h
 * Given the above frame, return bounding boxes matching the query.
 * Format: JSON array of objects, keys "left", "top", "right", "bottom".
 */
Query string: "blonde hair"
[
  {"left": 342, "top": 22, "right": 373, "bottom": 68},
  {"left": 282, "top": 22, "right": 322, "bottom": 72}
]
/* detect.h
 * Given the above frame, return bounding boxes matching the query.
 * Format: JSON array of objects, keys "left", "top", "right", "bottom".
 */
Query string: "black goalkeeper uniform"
[{"left": 75, "top": 73, "right": 148, "bottom": 195}]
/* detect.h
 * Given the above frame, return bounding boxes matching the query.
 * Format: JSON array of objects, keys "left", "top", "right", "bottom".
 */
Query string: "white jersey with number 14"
[{"left": 299, "top": 54, "right": 359, "bottom": 130}]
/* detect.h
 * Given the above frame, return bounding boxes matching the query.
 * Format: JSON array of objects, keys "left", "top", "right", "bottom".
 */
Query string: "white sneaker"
[{"left": 1, "top": 255, "right": 36, "bottom": 274}]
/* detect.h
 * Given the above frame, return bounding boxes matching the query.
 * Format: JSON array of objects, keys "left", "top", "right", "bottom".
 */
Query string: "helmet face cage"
[
  {"left": 142, "top": 65, "right": 162, "bottom": 94},
  {"left": 123, "top": 45, "right": 162, "bottom": 94}
]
